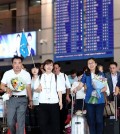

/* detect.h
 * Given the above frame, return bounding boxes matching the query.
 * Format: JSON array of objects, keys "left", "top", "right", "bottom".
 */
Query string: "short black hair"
[
  {"left": 17, "top": 34, "right": 20, "bottom": 37},
  {"left": 43, "top": 59, "right": 53, "bottom": 70},
  {"left": 98, "top": 64, "right": 103, "bottom": 67},
  {"left": 54, "top": 62, "right": 61, "bottom": 68},
  {"left": 27, "top": 33, "right": 32, "bottom": 37},
  {"left": 11, "top": 56, "right": 23, "bottom": 63},
  {"left": 31, "top": 63, "right": 41, "bottom": 69},
  {"left": 43, "top": 59, "right": 53, "bottom": 65},
  {"left": 109, "top": 61, "right": 118, "bottom": 67},
  {"left": 70, "top": 69, "right": 77, "bottom": 75}
]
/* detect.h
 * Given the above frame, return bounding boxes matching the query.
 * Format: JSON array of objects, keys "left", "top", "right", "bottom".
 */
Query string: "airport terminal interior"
[{"left": 0, "top": 0, "right": 120, "bottom": 134}]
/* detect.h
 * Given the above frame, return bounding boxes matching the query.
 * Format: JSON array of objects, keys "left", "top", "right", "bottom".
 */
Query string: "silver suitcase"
[
  {"left": 71, "top": 115, "right": 89, "bottom": 134},
  {"left": 71, "top": 94, "right": 89, "bottom": 134}
]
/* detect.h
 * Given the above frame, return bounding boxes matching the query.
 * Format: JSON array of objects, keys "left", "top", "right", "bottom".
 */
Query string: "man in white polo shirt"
[
  {"left": 53, "top": 62, "right": 71, "bottom": 134},
  {"left": 1, "top": 56, "right": 33, "bottom": 134}
]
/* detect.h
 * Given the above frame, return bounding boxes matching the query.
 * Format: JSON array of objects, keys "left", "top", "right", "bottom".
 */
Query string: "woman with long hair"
[{"left": 72, "top": 58, "right": 107, "bottom": 134}]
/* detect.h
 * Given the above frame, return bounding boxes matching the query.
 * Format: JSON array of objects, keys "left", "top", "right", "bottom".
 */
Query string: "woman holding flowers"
[{"left": 72, "top": 58, "right": 107, "bottom": 134}]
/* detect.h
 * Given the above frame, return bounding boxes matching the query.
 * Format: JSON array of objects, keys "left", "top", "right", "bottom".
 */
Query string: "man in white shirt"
[
  {"left": 1, "top": 56, "right": 32, "bottom": 134},
  {"left": 53, "top": 62, "right": 71, "bottom": 134},
  {"left": 68, "top": 69, "right": 78, "bottom": 86}
]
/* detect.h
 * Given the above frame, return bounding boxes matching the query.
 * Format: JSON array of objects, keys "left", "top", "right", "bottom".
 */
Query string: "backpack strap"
[
  {"left": 64, "top": 73, "right": 66, "bottom": 81},
  {"left": 55, "top": 74, "right": 57, "bottom": 90}
]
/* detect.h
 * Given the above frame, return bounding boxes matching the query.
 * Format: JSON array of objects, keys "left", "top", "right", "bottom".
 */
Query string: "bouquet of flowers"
[
  {"left": 88, "top": 73, "right": 107, "bottom": 104},
  {"left": 10, "top": 77, "right": 26, "bottom": 92}
]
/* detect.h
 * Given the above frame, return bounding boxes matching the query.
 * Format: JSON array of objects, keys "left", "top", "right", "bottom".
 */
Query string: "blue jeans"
[{"left": 86, "top": 103, "right": 105, "bottom": 134}]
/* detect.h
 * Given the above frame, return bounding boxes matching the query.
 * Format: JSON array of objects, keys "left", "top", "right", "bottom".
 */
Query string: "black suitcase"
[
  {"left": 104, "top": 119, "right": 119, "bottom": 134},
  {"left": 103, "top": 96, "right": 119, "bottom": 134}
]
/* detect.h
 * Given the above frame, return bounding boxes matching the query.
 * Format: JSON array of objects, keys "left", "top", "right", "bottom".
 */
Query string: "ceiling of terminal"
[
  {"left": 0, "top": 0, "right": 41, "bottom": 5},
  {"left": 0, "top": 0, "right": 15, "bottom": 5}
]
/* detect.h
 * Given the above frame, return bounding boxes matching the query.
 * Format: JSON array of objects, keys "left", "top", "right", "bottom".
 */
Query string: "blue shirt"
[
  {"left": 68, "top": 75, "right": 78, "bottom": 86},
  {"left": 81, "top": 73, "right": 105, "bottom": 104}
]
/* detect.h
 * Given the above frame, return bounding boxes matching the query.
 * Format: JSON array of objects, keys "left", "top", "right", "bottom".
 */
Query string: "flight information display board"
[{"left": 54, "top": 0, "right": 114, "bottom": 61}]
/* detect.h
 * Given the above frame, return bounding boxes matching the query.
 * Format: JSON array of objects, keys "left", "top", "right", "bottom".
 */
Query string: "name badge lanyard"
[{"left": 44, "top": 74, "right": 53, "bottom": 100}]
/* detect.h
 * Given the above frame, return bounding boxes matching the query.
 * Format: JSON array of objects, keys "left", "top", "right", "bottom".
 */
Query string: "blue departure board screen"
[{"left": 54, "top": 0, "right": 114, "bottom": 61}]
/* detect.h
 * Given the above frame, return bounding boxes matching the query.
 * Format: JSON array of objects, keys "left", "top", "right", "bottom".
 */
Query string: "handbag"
[{"left": 104, "top": 101, "right": 115, "bottom": 117}]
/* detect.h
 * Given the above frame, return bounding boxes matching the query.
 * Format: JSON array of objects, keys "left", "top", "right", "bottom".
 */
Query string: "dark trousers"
[
  {"left": 74, "top": 99, "right": 86, "bottom": 111},
  {"left": 38, "top": 103, "right": 60, "bottom": 134},
  {"left": 86, "top": 103, "right": 105, "bottom": 134},
  {"left": 26, "top": 106, "right": 39, "bottom": 127},
  {"left": 60, "top": 94, "right": 68, "bottom": 134}
]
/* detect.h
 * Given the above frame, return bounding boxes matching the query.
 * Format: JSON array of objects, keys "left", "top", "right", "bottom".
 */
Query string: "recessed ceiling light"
[
  {"left": 38, "top": 29, "right": 41, "bottom": 31},
  {"left": 36, "top": 1, "right": 41, "bottom": 3}
]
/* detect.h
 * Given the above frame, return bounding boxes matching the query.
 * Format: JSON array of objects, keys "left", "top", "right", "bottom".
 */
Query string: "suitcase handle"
[
  {"left": 114, "top": 95, "right": 117, "bottom": 121},
  {"left": 71, "top": 93, "right": 85, "bottom": 117},
  {"left": 3, "top": 101, "right": 7, "bottom": 124},
  {"left": 71, "top": 94, "right": 74, "bottom": 118}
]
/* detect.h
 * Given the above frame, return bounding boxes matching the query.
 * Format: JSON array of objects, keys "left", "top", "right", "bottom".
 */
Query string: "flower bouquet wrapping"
[
  {"left": 10, "top": 77, "right": 26, "bottom": 92},
  {"left": 88, "top": 73, "right": 107, "bottom": 104}
]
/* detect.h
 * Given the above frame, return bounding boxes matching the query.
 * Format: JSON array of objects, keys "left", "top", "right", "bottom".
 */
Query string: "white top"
[
  {"left": 57, "top": 72, "right": 71, "bottom": 94},
  {"left": 1, "top": 69, "right": 31, "bottom": 96},
  {"left": 71, "top": 81, "right": 85, "bottom": 99},
  {"left": 39, "top": 72, "right": 63, "bottom": 104},
  {"left": 111, "top": 73, "right": 118, "bottom": 92},
  {"left": 31, "top": 76, "right": 40, "bottom": 92},
  {"left": 76, "top": 87, "right": 85, "bottom": 99},
  {"left": 31, "top": 76, "right": 40, "bottom": 105}
]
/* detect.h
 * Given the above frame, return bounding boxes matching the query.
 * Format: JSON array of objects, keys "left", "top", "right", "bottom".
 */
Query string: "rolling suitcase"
[
  {"left": 71, "top": 94, "right": 89, "bottom": 134},
  {"left": 104, "top": 96, "right": 119, "bottom": 134},
  {"left": 71, "top": 115, "right": 89, "bottom": 134}
]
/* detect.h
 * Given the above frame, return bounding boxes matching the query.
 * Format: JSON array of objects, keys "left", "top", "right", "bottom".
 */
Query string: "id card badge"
[
  {"left": 45, "top": 88, "right": 51, "bottom": 100},
  {"left": 46, "top": 94, "right": 51, "bottom": 100}
]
